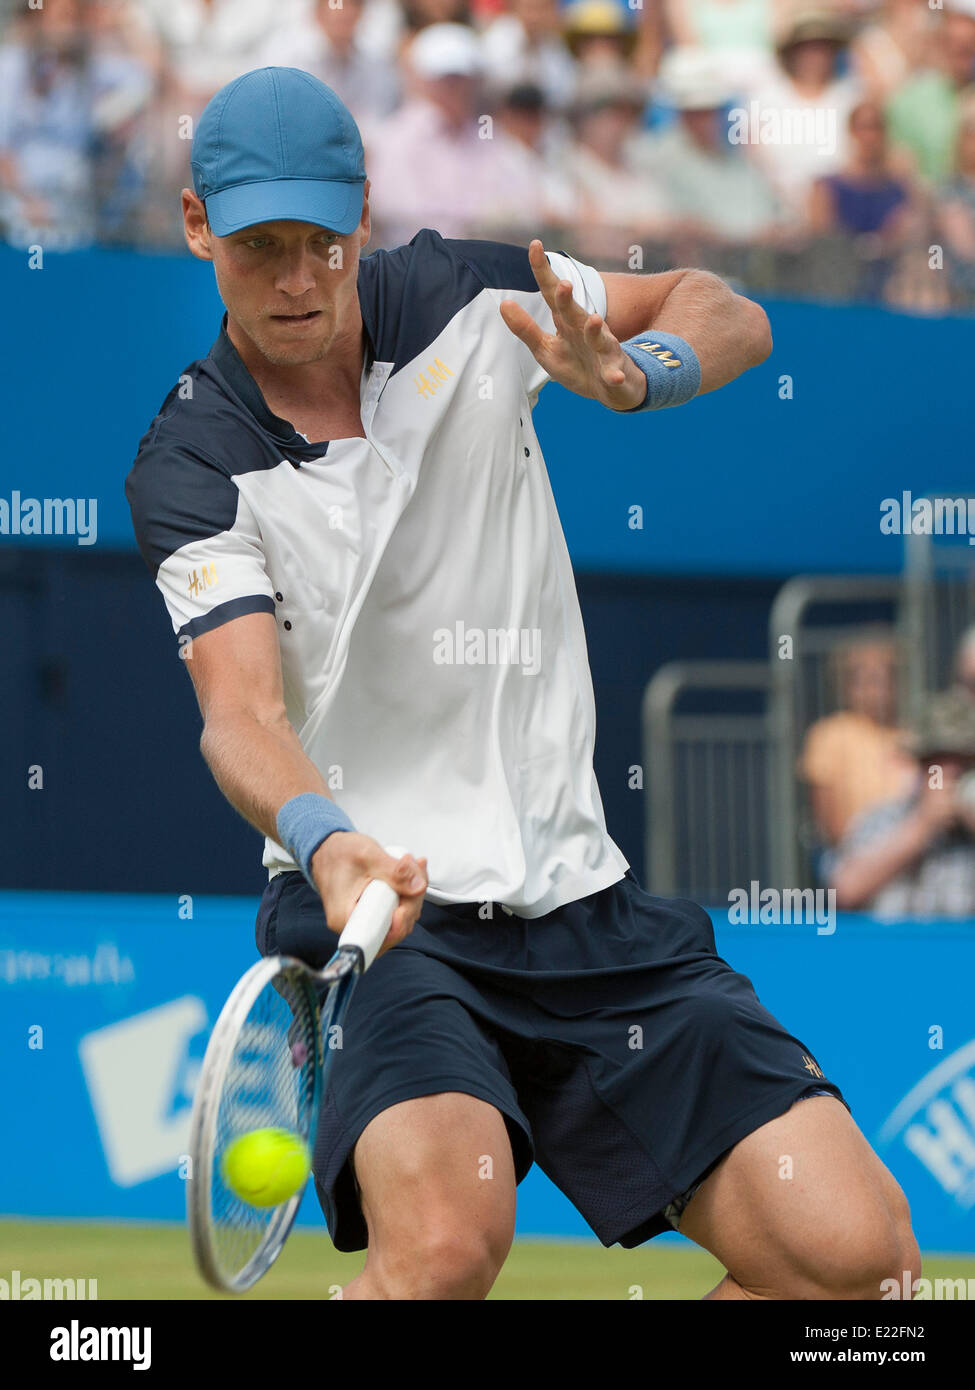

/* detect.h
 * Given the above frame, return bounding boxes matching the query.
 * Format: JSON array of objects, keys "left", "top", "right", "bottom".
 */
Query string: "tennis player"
[{"left": 127, "top": 66, "right": 919, "bottom": 1300}]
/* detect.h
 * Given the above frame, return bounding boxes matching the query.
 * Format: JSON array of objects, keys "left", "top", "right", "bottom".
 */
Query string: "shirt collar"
[{"left": 209, "top": 307, "right": 377, "bottom": 461}]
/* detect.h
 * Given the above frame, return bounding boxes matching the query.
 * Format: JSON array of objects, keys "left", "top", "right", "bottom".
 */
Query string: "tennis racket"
[{"left": 187, "top": 846, "right": 408, "bottom": 1293}]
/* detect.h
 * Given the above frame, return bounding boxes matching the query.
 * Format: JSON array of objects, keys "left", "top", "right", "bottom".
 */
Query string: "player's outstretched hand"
[
  {"left": 499, "top": 238, "right": 647, "bottom": 410},
  {"left": 311, "top": 832, "right": 428, "bottom": 956}
]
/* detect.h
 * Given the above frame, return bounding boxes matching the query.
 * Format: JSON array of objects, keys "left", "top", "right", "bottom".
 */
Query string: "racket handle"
[{"left": 337, "top": 844, "right": 411, "bottom": 971}]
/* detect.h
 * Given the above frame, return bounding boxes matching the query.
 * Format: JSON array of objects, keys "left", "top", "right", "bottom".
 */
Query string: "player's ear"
[{"left": 182, "top": 189, "right": 215, "bottom": 262}]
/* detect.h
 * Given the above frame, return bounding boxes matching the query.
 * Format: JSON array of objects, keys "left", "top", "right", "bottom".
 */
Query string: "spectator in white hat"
[
  {"left": 366, "top": 23, "right": 556, "bottom": 244},
  {"left": 631, "top": 46, "right": 784, "bottom": 242}
]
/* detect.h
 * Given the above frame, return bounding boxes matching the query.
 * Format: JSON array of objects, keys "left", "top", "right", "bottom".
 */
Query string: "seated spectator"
[
  {"left": 0, "top": 0, "right": 153, "bottom": 250},
  {"left": 139, "top": 0, "right": 303, "bottom": 108},
  {"left": 260, "top": 0, "right": 403, "bottom": 145},
  {"left": 808, "top": 99, "right": 922, "bottom": 299},
  {"left": 137, "top": 0, "right": 305, "bottom": 242},
  {"left": 852, "top": 0, "right": 938, "bottom": 102},
  {"left": 743, "top": 8, "right": 862, "bottom": 220},
  {"left": 559, "top": 60, "right": 670, "bottom": 259},
  {"left": 936, "top": 93, "right": 975, "bottom": 299},
  {"left": 86, "top": 0, "right": 160, "bottom": 244},
  {"left": 488, "top": 80, "right": 578, "bottom": 233},
  {"left": 353, "top": 0, "right": 474, "bottom": 71},
  {"left": 800, "top": 636, "right": 914, "bottom": 848},
  {"left": 632, "top": 45, "right": 784, "bottom": 243},
  {"left": 829, "top": 689, "right": 975, "bottom": 918},
  {"left": 561, "top": 0, "right": 639, "bottom": 70},
  {"left": 663, "top": 0, "right": 783, "bottom": 91},
  {"left": 366, "top": 23, "right": 556, "bottom": 244},
  {"left": 886, "top": 2, "right": 975, "bottom": 185},
  {"left": 809, "top": 101, "right": 916, "bottom": 238},
  {"left": 480, "top": 0, "right": 578, "bottom": 114}
]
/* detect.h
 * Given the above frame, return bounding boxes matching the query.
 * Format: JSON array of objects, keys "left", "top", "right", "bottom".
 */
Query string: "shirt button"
[
  {"left": 283, "top": 620, "right": 292, "bottom": 631},
  {"left": 274, "top": 592, "right": 283, "bottom": 602},
  {"left": 524, "top": 447, "right": 530, "bottom": 457}
]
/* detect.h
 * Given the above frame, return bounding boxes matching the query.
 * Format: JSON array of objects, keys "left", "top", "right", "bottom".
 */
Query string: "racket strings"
[{"left": 209, "top": 967, "right": 320, "bottom": 1283}]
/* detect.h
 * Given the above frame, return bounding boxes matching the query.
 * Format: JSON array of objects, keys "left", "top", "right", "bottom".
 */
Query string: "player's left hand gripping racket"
[{"left": 188, "top": 847, "right": 407, "bottom": 1293}]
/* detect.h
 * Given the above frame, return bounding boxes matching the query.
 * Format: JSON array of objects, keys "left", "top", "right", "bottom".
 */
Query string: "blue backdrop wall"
[
  {"left": 1, "top": 244, "right": 968, "bottom": 891},
  {"left": 2, "top": 241, "right": 970, "bottom": 574}
]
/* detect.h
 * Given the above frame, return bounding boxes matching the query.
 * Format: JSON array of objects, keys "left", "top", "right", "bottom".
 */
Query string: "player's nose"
[{"left": 273, "top": 249, "right": 318, "bottom": 296}]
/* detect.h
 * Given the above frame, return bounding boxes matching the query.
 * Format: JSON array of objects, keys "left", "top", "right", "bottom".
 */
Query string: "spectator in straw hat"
[
  {"left": 741, "top": 7, "right": 863, "bottom": 218},
  {"left": 561, "top": 0, "right": 638, "bottom": 68},
  {"left": 829, "top": 688, "right": 975, "bottom": 917}
]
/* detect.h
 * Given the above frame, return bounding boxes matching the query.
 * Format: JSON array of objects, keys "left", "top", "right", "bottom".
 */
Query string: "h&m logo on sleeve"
[
  {"left": 50, "top": 1321, "right": 151, "bottom": 1371},
  {"left": 635, "top": 342, "right": 682, "bottom": 368},
  {"left": 187, "top": 563, "right": 218, "bottom": 598}
]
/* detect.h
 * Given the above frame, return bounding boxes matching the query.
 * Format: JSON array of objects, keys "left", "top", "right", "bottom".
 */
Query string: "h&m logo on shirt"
[
  {"left": 187, "top": 564, "right": 218, "bottom": 598},
  {"left": 635, "top": 342, "right": 682, "bottom": 369},
  {"left": 414, "top": 358, "right": 453, "bottom": 399}
]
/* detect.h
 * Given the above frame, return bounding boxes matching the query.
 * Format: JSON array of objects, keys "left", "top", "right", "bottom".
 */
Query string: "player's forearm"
[
  {"left": 200, "top": 708, "right": 331, "bottom": 845},
  {"left": 648, "top": 270, "right": 772, "bottom": 395}
]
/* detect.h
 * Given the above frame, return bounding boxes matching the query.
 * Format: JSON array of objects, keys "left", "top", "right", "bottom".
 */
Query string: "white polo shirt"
[{"left": 127, "top": 228, "right": 629, "bottom": 916}]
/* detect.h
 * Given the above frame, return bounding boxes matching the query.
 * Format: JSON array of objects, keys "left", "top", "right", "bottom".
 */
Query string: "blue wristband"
[
  {"left": 276, "top": 793, "right": 355, "bottom": 886},
  {"left": 618, "top": 330, "right": 701, "bottom": 411}
]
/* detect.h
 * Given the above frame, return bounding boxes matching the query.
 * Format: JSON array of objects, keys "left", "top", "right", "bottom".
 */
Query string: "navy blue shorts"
[{"left": 254, "top": 867, "right": 849, "bottom": 1253}]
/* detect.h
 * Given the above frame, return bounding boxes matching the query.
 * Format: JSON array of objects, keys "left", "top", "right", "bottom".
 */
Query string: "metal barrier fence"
[{"left": 643, "top": 661, "right": 770, "bottom": 903}]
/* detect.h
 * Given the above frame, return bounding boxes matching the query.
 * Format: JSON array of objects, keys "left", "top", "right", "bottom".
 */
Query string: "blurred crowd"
[{"left": 4, "top": 0, "right": 975, "bottom": 307}]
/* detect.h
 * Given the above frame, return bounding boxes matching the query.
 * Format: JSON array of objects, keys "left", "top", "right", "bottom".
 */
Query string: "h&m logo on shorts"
[
  {"left": 802, "top": 1054, "right": 825, "bottom": 1079},
  {"left": 635, "top": 342, "right": 682, "bottom": 368}
]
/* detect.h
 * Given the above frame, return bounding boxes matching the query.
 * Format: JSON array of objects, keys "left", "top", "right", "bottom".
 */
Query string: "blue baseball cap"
[{"left": 191, "top": 67, "right": 367, "bottom": 237}]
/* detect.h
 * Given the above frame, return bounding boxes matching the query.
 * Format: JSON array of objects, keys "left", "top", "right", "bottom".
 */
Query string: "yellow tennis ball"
[{"left": 221, "top": 1128, "right": 311, "bottom": 1208}]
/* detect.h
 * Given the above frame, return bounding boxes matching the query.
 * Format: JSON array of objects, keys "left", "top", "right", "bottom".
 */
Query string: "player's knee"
[
  {"left": 375, "top": 1220, "right": 511, "bottom": 1299},
  {"left": 793, "top": 1203, "right": 916, "bottom": 1300}
]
